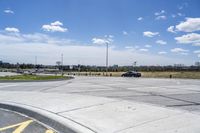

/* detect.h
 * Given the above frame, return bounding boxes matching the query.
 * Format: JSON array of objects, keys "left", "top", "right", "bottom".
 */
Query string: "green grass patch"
[{"left": 0, "top": 74, "right": 71, "bottom": 81}]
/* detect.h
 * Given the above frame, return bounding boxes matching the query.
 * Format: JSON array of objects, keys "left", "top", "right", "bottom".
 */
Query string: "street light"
[
  {"left": 92, "top": 36, "right": 112, "bottom": 76},
  {"left": 61, "top": 53, "right": 64, "bottom": 76},
  {"left": 106, "top": 42, "right": 109, "bottom": 76},
  {"left": 35, "top": 56, "right": 37, "bottom": 72},
  {"left": 133, "top": 61, "right": 137, "bottom": 71}
]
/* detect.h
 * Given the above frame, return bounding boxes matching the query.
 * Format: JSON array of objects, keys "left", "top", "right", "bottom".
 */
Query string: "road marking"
[
  {"left": 13, "top": 120, "right": 33, "bottom": 133},
  {"left": 0, "top": 120, "right": 33, "bottom": 132},
  {"left": 45, "top": 129, "right": 54, "bottom": 133}
]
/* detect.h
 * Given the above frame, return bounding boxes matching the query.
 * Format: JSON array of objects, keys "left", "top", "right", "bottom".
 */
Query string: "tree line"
[{"left": 0, "top": 61, "right": 200, "bottom": 72}]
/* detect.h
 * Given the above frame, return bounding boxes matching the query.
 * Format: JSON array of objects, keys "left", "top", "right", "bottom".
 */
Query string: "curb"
[{"left": 0, "top": 101, "right": 95, "bottom": 133}]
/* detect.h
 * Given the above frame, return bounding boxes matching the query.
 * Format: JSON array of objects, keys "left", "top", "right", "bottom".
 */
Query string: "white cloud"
[
  {"left": 178, "top": 3, "right": 188, "bottom": 10},
  {"left": 122, "top": 31, "right": 128, "bottom": 35},
  {"left": 139, "top": 48, "right": 148, "bottom": 52},
  {"left": 92, "top": 35, "right": 113, "bottom": 45},
  {"left": 167, "top": 26, "right": 176, "bottom": 33},
  {"left": 4, "top": 9, "right": 14, "bottom": 14},
  {"left": 125, "top": 45, "right": 140, "bottom": 51},
  {"left": 0, "top": 34, "right": 24, "bottom": 44},
  {"left": 104, "top": 35, "right": 114, "bottom": 38},
  {"left": 0, "top": 32, "right": 73, "bottom": 46},
  {"left": 5, "top": 27, "right": 20, "bottom": 33},
  {"left": 193, "top": 50, "right": 200, "bottom": 54},
  {"left": 137, "top": 17, "right": 143, "bottom": 21},
  {"left": 92, "top": 37, "right": 113, "bottom": 45},
  {"left": 198, "top": 54, "right": 200, "bottom": 58},
  {"left": 154, "top": 10, "right": 166, "bottom": 20},
  {"left": 171, "top": 48, "right": 189, "bottom": 53},
  {"left": 51, "top": 21, "right": 63, "bottom": 26},
  {"left": 171, "top": 14, "right": 176, "bottom": 18},
  {"left": 92, "top": 38, "right": 109, "bottom": 45},
  {"left": 155, "top": 15, "right": 167, "bottom": 20},
  {"left": 154, "top": 10, "right": 165, "bottom": 16},
  {"left": 0, "top": 32, "right": 192, "bottom": 65},
  {"left": 42, "top": 21, "right": 67, "bottom": 32},
  {"left": 158, "top": 51, "right": 167, "bottom": 54},
  {"left": 144, "top": 45, "right": 152, "bottom": 48},
  {"left": 110, "top": 35, "right": 114, "bottom": 38},
  {"left": 177, "top": 13, "right": 184, "bottom": 17},
  {"left": 143, "top": 31, "right": 159, "bottom": 37},
  {"left": 178, "top": 6, "right": 183, "bottom": 10},
  {"left": 175, "top": 33, "right": 200, "bottom": 46},
  {"left": 156, "top": 40, "right": 167, "bottom": 45},
  {"left": 134, "top": 45, "right": 139, "bottom": 49},
  {"left": 176, "top": 18, "right": 200, "bottom": 32},
  {"left": 193, "top": 43, "right": 200, "bottom": 46},
  {"left": 171, "top": 13, "right": 185, "bottom": 18},
  {"left": 180, "top": 52, "right": 188, "bottom": 55},
  {"left": 125, "top": 46, "right": 133, "bottom": 49}
]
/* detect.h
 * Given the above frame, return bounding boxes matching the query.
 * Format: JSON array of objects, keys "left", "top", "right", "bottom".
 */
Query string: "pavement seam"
[
  {"left": 156, "top": 94, "right": 200, "bottom": 105},
  {"left": 161, "top": 86, "right": 200, "bottom": 93},
  {"left": 166, "top": 103, "right": 200, "bottom": 107},
  {"left": 113, "top": 112, "right": 185, "bottom": 133},
  {"left": 126, "top": 88, "right": 200, "bottom": 105},
  {"left": 39, "top": 81, "right": 73, "bottom": 92},
  {"left": 56, "top": 100, "right": 121, "bottom": 114}
]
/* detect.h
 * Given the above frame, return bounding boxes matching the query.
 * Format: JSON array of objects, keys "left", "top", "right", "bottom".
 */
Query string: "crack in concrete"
[
  {"left": 39, "top": 81, "right": 73, "bottom": 92},
  {"left": 156, "top": 94, "right": 200, "bottom": 105},
  {"left": 167, "top": 103, "right": 200, "bottom": 107},
  {"left": 113, "top": 112, "right": 185, "bottom": 133},
  {"left": 56, "top": 100, "right": 121, "bottom": 114}
]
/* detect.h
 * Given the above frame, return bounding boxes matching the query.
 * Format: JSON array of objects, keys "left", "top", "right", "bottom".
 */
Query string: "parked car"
[{"left": 121, "top": 71, "right": 141, "bottom": 77}]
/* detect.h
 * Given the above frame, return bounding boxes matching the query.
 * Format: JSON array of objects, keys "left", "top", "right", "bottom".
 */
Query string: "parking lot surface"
[
  {"left": 0, "top": 76, "right": 200, "bottom": 132},
  {"left": 0, "top": 109, "right": 55, "bottom": 133},
  {"left": 1, "top": 76, "right": 200, "bottom": 112}
]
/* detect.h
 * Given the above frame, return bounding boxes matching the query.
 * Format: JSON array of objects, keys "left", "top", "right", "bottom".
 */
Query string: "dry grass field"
[
  {"left": 141, "top": 71, "right": 200, "bottom": 79},
  {"left": 68, "top": 71, "right": 200, "bottom": 79}
]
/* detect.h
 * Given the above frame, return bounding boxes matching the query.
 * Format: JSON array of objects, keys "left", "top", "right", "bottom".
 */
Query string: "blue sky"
[{"left": 0, "top": 0, "right": 200, "bottom": 66}]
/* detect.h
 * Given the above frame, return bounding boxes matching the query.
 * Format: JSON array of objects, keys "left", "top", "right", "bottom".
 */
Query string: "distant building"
[
  {"left": 69, "top": 65, "right": 73, "bottom": 70},
  {"left": 174, "top": 64, "right": 184, "bottom": 67},
  {"left": 195, "top": 62, "right": 200, "bottom": 66},
  {"left": 112, "top": 65, "right": 118, "bottom": 68}
]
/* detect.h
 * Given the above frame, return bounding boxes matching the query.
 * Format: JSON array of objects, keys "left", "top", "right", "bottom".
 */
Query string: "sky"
[{"left": 0, "top": 0, "right": 200, "bottom": 66}]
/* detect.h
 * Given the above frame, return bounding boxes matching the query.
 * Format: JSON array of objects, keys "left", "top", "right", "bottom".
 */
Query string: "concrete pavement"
[{"left": 0, "top": 76, "right": 200, "bottom": 132}]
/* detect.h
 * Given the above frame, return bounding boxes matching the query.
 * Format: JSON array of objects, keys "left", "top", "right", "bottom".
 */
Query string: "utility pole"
[
  {"left": 35, "top": 56, "right": 37, "bottom": 65},
  {"left": 61, "top": 54, "right": 64, "bottom": 76},
  {"left": 61, "top": 54, "right": 63, "bottom": 66},
  {"left": 35, "top": 56, "right": 37, "bottom": 72},
  {"left": 133, "top": 61, "right": 137, "bottom": 71},
  {"left": 106, "top": 42, "right": 108, "bottom": 76}
]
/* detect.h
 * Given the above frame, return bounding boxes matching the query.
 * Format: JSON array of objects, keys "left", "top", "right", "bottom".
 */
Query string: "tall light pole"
[
  {"left": 61, "top": 53, "right": 63, "bottom": 66},
  {"left": 35, "top": 56, "right": 37, "bottom": 72},
  {"left": 133, "top": 61, "right": 137, "bottom": 71},
  {"left": 61, "top": 53, "right": 64, "bottom": 76},
  {"left": 106, "top": 42, "right": 109, "bottom": 76}
]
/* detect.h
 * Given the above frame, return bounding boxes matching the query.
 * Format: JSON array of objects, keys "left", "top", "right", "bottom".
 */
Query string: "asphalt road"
[
  {"left": 0, "top": 109, "right": 55, "bottom": 133},
  {"left": 0, "top": 76, "right": 200, "bottom": 113}
]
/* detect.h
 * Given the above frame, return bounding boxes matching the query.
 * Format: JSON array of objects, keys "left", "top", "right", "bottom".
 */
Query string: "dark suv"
[{"left": 121, "top": 71, "right": 141, "bottom": 77}]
